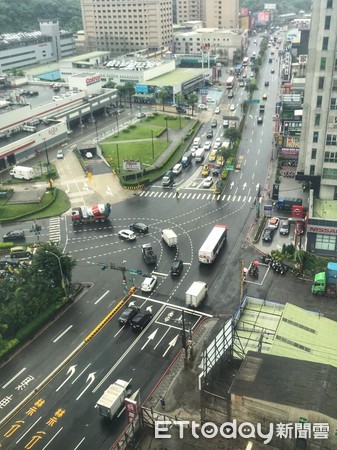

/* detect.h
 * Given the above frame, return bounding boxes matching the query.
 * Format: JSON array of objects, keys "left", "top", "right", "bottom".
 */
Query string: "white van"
[
  {"left": 185, "top": 281, "right": 208, "bottom": 308},
  {"left": 195, "top": 148, "right": 205, "bottom": 163},
  {"left": 161, "top": 229, "right": 178, "bottom": 247},
  {"left": 193, "top": 137, "right": 201, "bottom": 149}
]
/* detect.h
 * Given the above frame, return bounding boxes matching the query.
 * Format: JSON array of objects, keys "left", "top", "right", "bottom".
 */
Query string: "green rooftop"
[
  {"left": 235, "top": 297, "right": 337, "bottom": 367},
  {"left": 146, "top": 68, "right": 209, "bottom": 86},
  {"left": 313, "top": 199, "right": 337, "bottom": 220}
]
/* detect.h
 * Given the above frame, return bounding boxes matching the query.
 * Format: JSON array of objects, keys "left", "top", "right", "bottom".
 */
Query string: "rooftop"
[
  {"left": 146, "top": 68, "right": 209, "bottom": 86},
  {"left": 230, "top": 351, "right": 337, "bottom": 419},
  {"left": 312, "top": 199, "right": 337, "bottom": 220}
]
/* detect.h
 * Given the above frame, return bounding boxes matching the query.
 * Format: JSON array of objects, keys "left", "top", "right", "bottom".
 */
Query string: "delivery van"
[{"left": 161, "top": 229, "right": 178, "bottom": 248}]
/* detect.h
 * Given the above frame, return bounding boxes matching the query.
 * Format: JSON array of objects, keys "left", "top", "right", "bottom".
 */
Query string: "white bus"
[
  {"left": 198, "top": 225, "right": 228, "bottom": 264},
  {"left": 226, "top": 76, "right": 235, "bottom": 89},
  {"left": 242, "top": 56, "right": 249, "bottom": 66}
]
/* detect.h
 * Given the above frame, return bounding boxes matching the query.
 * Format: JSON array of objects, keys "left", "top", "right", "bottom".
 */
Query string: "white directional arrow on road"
[
  {"left": 76, "top": 372, "right": 96, "bottom": 400},
  {"left": 256, "top": 183, "right": 260, "bottom": 190},
  {"left": 163, "top": 335, "right": 179, "bottom": 357},
  {"left": 141, "top": 328, "right": 158, "bottom": 351},
  {"left": 56, "top": 365, "right": 77, "bottom": 392},
  {"left": 230, "top": 181, "right": 234, "bottom": 189},
  {"left": 243, "top": 182, "right": 247, "bottom": 189},
  {"left": 165, "top": 312, "right": 174, "bottom": 323}
]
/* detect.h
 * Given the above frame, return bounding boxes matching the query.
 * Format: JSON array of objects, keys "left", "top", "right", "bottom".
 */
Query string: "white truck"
[
  {"left": 9, "top": 166, "right": 34, "bottom": 180},
  {"left": 185, "top": 281, "right": 208, "bottom": 308},
  {"left": 161, "top": 229, "right": 178, "bottom": 247},
  {"left": 96, "top": 379, "right": 131, "bottom": 420}
]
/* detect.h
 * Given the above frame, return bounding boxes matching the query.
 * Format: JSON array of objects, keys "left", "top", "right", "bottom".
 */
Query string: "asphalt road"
[{"left": 0, "top": 37, "right": 299, "bottom": 449}]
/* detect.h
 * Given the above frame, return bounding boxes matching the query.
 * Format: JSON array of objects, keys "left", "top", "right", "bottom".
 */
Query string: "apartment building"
[
  {"left": 298, "top": 0, "right": 337, "bottom": 200},
  {"left": 80, "top": 0, "right": 173, "bottom": 56},
  {"left": 174, "top": 0, "right": 238, "bottom": 28}
]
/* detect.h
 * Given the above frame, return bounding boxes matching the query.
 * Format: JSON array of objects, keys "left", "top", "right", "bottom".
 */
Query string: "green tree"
[
  {"left": 103, "top": 79, "right": 116, "bottom": 89},
  {"left": 175, "top": 93, "right": 185, "bottom": 106},
  {"left": 187, "top": 92, "right": 198, "bottom": 115},
  {"left": 224, "top": 128, "right": 241, "bottom": 144},
  {"left": 124, "top": 82, "right": 136, "bottom": 108},
  {"left": 156, "top": 89, "right": 169, "bottom": 111},
  {"left": 116, "top": 85, "right": 127, "bottom": 106}
]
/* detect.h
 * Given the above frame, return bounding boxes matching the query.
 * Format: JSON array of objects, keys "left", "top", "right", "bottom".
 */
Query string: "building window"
[
  {"left": 335, "top": 58, "right": 337, "bottom": 71},
  {"left": 325, "top": 152, "right": 337, "bottom": 162},
  {"left": 334, "top": 186, "right": 337, "bottom": 200},
  {"left": 320, "top": 57, "right": 327, "bottom": 70},
  {"left": 315, "top": 234, "right": 336, "bottom": 251},
  {"left": 327, "top": 0, "right": 333, "bottom": 7},
  {"left": 324, "top": 16, "right": 331, "bottom": 30},
  {"left": 323, "top": 168, "right": 337, "bottom": 179},
  {"left": 331, "top": 98, "right": 337, "bottom": 110},
  {"left": 316, "top": 96, "right": 322, "bottom": 108},
  {"left": 309, "top": 165, "right": 315, "bottom": 175},
  {"left": 322, "top": 37, "right": 329, "bottom": 50},
  {"left": 326, "top": 134, "right": 337, "bottom": 145},
  {"left": 318, "top": 77, "right": 325, "bottom": 89},
  {"left": 311, "top": 149, "right": 317, "bottom": 159},
  {"left": 315, "top": 114, "right": 321, "bottom": 126},
  {"left": 313, "top": 131, "right": 319, "bottom": 143}
]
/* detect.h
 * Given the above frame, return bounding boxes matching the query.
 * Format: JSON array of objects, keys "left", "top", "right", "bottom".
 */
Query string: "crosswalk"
[
  {"left": 49, "top": 217, "right": 61, "bottom": 242},
  {"left": 138, "top": 190, "right": 253, "bottom": 203}
]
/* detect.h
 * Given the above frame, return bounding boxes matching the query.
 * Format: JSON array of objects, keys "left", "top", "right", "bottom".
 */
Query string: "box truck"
[
  {"left": 161, "top": 229, "right": 178, "bottom": 247},
  {"left": 9, "top": 166, "right": 34, "bottom": 180},
  {"left": 195, "top": 148, "right": 205, "bottom": 163},
  {"left": 96, "top": 379, "right": 131, "bottom": 420},
  {"left": 312, "top": 262, "right": 337, "bottom": 297},
  {"left": 185, "top": 281, "right": 208, "bottom": 308}
]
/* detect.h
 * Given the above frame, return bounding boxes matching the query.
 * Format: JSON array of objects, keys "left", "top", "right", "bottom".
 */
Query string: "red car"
[{"left": 296, "top": 221, "right": 305, "bottom": 235}]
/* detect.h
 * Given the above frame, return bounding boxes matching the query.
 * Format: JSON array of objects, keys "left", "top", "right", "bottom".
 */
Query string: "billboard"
[
  {"left": 257, "top": 11, "right": 270, "bottom": 23},
  {"left": 135, "top": 84, "right": 148, "bottom": 94},
  {"left": 264, "top": 3, "right": 276, "bottom": 9},
  {"left": 125, "top": 398, "right": 138, "bottom": 423},
  {"left": 123, "top": 160, "right": 142, "bottom": 171},
  {"left": 85, "top": 74, "right": 101, "bottom": 86}
]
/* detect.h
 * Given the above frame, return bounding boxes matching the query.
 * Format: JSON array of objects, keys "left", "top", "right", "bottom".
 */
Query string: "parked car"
[
  {"left": 170, "top": 259, "right": 184, "bottom": 276},
  {"left": 271, "top": 69, "right": 275, "bottom": 74},
  {"left": 268, "top": 217, "right": 280, "bottom": 230},
  {"left": 172, "top": 163, "right": 182, "bottom": 175},
  {"left": 118, "top": 229, "right": 136, "bottom": 241},
  {"left": 57, "top": 149, "right": 64, "bottom": 159},
  {"left": 262, "top": 93, "right": 268, "bottom": 100},
  {"left": 136, "top": 112, "right": 146, "bottom": 119},
  {"left": 118, "top": 306, "right": 139, "bottom": 325},
  {"left": 279, "top": 220, "right": 290, "bottom": 235},
  {"left": 214, "top": 107, "right": 220, "bottom": 114},
  {"left": 262, "top": 228, "right": 275, "bottom": 242},
  {"left": 203, "top": 176, "right": 213, "bottom": 188},
  {"left": 3, "top": 230, "right": 25, "bottom": 242},
  {"left": 141, "top": 276, "right": 157, "bottom": 292},
  {"left": 229, "top": 104, "right": 235, "bottom": 111},
  {"left": 198, "top": 104, "right": 208, "bottom": 110},
  {"left": 129, "top": 222, "right": 148, "bottom": 234},
  {"left": 85, "top": 151, "right": 93, "bottom": 159},
  {"left": 202, "top": 165, "right": 210, "bottom": 177},
  {"left": 296, "top": 221, "right": 305, "bottom": 235},
  {"left": 264, "top": 81, "right": 270, "bottom": 87}
]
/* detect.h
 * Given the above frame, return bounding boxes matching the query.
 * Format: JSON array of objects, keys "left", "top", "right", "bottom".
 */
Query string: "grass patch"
[{"left": 103, "top": 125, "right": 165, "bottom": 142}]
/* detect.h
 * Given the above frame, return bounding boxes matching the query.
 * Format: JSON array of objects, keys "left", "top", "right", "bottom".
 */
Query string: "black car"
[
  {"left": 170, "top": 259, "right": 184, "bottom": 276},
  {"left": 262, "top": 228, "right": 275, "bottom": 242},
  {"left": 129, "top": 222, "right": 149, "bottom": 234},
  {"left": 206, "top": 129, "right": 213, "bottom": 139},
  {"left": 118, "top": 306, "right": 139, "bottom": 325},
  {"left": 211, "top": 119, "right": 217, "bottom": 128},
  {"left": 130, "top": 311, "right": 153, "bottom": 332},
  {"left": 264, "top": 81, "right": 269, "bottom": 86},
  {"left": 271, "top": 69, "right": 275, "bottom": 74},
  {"left": 3, "top": 230, "right": 25, "bottom": 242}
]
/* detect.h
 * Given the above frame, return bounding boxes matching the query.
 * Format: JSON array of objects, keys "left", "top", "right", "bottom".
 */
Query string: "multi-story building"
[
  {"left": 174, "top": 0, "right": 238, "bottom": 29},
  {"left": 80, "top": 0, "right": 173, "bottom": 56},
  {"left": 0, "top": 20, "right": 75, "bottom": 73},
  {"left": 298, "top": 0, "right": 337, "bottom": 200}
]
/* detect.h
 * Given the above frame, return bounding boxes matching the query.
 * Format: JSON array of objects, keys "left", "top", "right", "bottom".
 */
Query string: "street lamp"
[
  {"left": 115, "top": 111, "right": 119, "bottom": 135},
  {"left": 165, "top": 117, "right": 169, "bottom": 142},
  {"left": 43, "top": 138, "right": 51, "bottom": 173},
  {"left": 151, "top": 130, "right": 155, "bottom": 159},
  {"left": 45, "top": 250, "right": 68, "bottom": 298}
]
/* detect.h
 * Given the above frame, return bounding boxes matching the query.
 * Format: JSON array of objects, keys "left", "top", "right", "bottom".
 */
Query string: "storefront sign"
[{"left": 308, "top": 225, "right": 337, "bottom": 235}]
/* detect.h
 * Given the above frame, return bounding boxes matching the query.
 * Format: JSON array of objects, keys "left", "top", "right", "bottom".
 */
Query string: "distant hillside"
[
  {"left": 240, "top": 0, "right": 311, "bottom": 15},
  {"left": 0, "top": 0, "right": 82, "bottom": 34}
]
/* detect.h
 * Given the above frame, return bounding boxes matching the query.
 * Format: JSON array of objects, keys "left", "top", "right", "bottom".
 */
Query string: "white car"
[
  {"left": 203, "top": 176, "right": 213, "bottom": 188},
  {"left": 118, "top": 229, "right": 136, "bottom": 241},
  {"left": 85, "top": 152, "right": 93, "bottom": 159},
  {"left": 203, "top": 141, "right": 212, "bottom": 151},
  {"left": 214, "top": 106, "right": 220, "bottom": 114},
  {"left": 268, "top": 217, "right": 280, "bottom": 230},
  {"left": 239, "top": 81, "right": 244, "bottom": 87},
  {"left": 56, "top": 149, "right": 64, "bottom": 159},
  {"left": 229, "top": 104, "right": 235, "bottom": 111},
  {"left": 172, "top": 163, "right": 182, "bottom": 175},
  {"left": 198, "top": 104, "right": 208, "bottom": 110},
  {"left": 136, "top": 112, "right": 146, "bottom": 119},
  {"left": 141, "top": 275, "right": 157, "bottom": 292}
]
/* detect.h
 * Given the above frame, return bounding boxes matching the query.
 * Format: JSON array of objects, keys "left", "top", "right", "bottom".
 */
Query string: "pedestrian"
[
  {"left": 175, "top": 188, "right": 180, "bottom": 198},
  {"left": 160, "top": 398, "right": 165, "bottom": 410}
]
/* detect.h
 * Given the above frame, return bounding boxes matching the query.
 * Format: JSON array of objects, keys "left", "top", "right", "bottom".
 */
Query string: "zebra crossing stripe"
[
  {"left": 243, "top": 196, "right": 246, "bottom": 202},
  {"left": 139, "top": 191, "right": 145, "bottom": 196},
  {"left": 227, "top": 195, "right": 231, "bottom": 201},
  {"left": 153, "top": 192, "right": 159, "bottom": 197},
  {"left": 232, "top": 196, "right": 236, "bottom": 201},
  {"left": 197, "top": 194, "right": 201, "bottom": 199},
  {"left": 202, "top": 194, "right": 206, "bottom": 199},
  {"left": 237, "top": 196, "right": 241, "bottom": 202},
  {"left": 221, "top": 194, "right": 226, "bottom": 201},
  {"left": 157, "top": 192, "right": 163, "bottom": 198},
  {"left": 192, "top": 193, "right": 196, "bottom": 199},
  {"left": 248, "top": 196, "right": 252, "bottom": 202}
]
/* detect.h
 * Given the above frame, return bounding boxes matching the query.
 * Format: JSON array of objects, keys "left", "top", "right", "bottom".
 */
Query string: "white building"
[
  {"left": 80, "top": 0, "right": 173, "bottom": 56},
  {"left": 0, "top": 20, "right": 75, "bottom": 73},
  {"left": 174, "top": 0, "right": 239, "bottom": 28}
]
